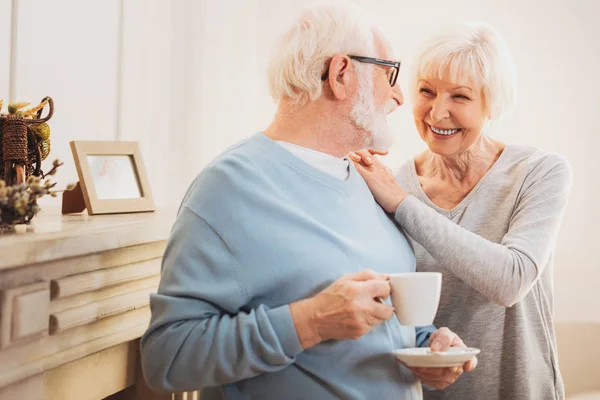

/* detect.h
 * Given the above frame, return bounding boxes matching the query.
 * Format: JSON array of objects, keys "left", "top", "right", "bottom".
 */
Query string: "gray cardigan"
[{"left": 395, "top": 144, "right": 572, "bottom": 400}]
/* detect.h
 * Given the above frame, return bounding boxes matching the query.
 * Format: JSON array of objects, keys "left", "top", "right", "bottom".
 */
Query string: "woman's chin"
[{"left": 425, "top": 138, "right": 459, "bottom": 156}]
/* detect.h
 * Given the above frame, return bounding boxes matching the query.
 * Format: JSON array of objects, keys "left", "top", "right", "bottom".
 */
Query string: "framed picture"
[{"left": 63, "top": 141, "right": 155, "bottom": 215}]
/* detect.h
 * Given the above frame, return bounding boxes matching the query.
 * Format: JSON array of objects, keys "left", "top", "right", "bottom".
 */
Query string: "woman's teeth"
[{"left": 431, "top": 126, "right": 460, "bottom": 135}]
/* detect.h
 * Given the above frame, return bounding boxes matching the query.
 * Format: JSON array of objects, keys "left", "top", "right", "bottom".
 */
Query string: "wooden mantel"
[
  {"left": 0, "top": 208, "right": 200, "bottom": 400},
  {"left": 0, "top": 208, "right": 176, "bottom": 271}
]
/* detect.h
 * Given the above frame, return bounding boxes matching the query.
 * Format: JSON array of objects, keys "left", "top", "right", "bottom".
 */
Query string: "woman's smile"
[{"left": 428, "top": 124, "right": 462, "bottom": 139}]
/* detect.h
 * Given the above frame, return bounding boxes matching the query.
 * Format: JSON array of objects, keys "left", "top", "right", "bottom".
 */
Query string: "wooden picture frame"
[{"left": 63, "top": 141, "right": 155, "bottom": 215}]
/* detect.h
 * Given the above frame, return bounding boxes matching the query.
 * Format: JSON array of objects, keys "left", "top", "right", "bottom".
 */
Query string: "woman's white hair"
[
  {"left": 410, "top": 22, "right": 518, "bottom": 122},
  {"left": 267, "top": 1, "right": 378, "bottom": 104}
]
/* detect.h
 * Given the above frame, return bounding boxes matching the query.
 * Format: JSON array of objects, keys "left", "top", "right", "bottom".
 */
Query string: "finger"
[
  {"left": 348, "top": 150, "right": 374, "bottom": 165},
  {"left": 409, "top": 368, "right": 441, "bottom": 380},
  {"left": 442, "top": 367, "right": 464, "bottom": 385},
  {"left": 354, "top": 149, "right": 373, "bottom": 159},
  {"left": 352, "top": 160, "right": 370, "bottom": 177},
  {"left": 425, "top": 371, "right": 462, "bottom": 389},
  {"left": 348, "top": 152, "right": 361, "bottom": 162},
  {"left": 368, "top": 149, "right": 389, "bottom": 156},
  {"left": 362, "top": 280, "right": 392, "bottom": 298},
  {"left": 347, "top": 269, "right": 387, "bottom": 282},
  {"left": 370, "top": 302, "right": 395, "bottom": 321},
  {"left": 366, "top": 155, "right": 384, "bottom": 166},
  {"left": 420, "top": 380, "right": 450, "bottom": 390},
  {"left": 399, "top": 365, "right": 432, "bottom": 379},
  {"left": 429, "top": 327, "right": 456, "bottom": 352},
  {"left": 464, "top": 356, "right": 478, "bottom": 372},
  {"left": 362, "top": 155, "right": 379, "bottom": 167},
  {"left": 371, "top": 306, "right": 394, "bottom": 322},
  {"left": 354, "top": 149, "right": 374, "bottom": 165},
  {"left": 398, "top": 361, "right": 461, "bottom": 388},
  {"left": 410, "top": 366, "right": 463, "bottom": 380}
]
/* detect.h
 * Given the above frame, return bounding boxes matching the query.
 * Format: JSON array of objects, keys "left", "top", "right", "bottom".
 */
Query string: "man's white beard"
[{"left": 350, "top": 68, "right": 396, "bottom": 152}]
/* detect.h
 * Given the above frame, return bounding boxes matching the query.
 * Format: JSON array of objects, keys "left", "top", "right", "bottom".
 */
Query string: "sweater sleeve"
[
  {"left": 394, "top": 154, "right": 572, "bottom": 308},
  {"left": 140, "top": 206, "right": 303, "bottom": 392},
  {"left": 415, "top": 325, "right": 436, "bottom": 347}
]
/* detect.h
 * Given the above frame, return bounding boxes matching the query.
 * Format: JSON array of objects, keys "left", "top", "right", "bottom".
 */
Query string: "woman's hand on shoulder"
[{"left": 348, "top": 149, "right": 408, "bottom": 213}]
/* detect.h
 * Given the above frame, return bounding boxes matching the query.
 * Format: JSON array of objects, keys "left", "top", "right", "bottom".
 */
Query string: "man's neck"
[{"left": 263, "top": 100, "right": 363, "bottom": 158}]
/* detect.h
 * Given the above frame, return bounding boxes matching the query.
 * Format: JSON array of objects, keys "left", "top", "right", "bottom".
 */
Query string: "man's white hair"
[
  {"left": 410, "top": 22, "right": 518, "bottom": 122},
  {"left": 267, "top": 1, "right": 378, "bottom": 104}
]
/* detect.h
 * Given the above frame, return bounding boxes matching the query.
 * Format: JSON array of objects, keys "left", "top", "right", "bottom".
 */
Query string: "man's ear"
[{"left": 325, "top": 54, "right": 355, "bottom": 101}]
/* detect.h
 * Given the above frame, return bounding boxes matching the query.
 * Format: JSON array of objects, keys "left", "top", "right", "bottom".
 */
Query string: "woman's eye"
[
  {"left": 453, "top": 94, "right": 470, "bottom": 100},
  {"left": 419, "top": 88, "right": 433, "bottom": 95}
]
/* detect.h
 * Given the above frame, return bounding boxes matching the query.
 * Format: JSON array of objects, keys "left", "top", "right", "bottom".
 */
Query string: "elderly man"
[{"left": 141, "top": 2, "right": 475, "bottom": 399}]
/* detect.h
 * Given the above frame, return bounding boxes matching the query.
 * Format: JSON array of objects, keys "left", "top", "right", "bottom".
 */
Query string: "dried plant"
[
  {"left": 0, "top": 96, "right": 55, "bottom": 184},
  {"left": 0, "top": 159, "right": 74, "bottom": 231}
]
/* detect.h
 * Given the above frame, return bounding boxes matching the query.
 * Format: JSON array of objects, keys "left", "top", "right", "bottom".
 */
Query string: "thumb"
[{"left": 429, "top": 328, "right": 455, "bottom": 352}]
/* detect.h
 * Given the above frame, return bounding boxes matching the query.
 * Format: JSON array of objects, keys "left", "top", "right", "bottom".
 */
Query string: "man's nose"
[{"left": 391, "top": 84, "right": 404, "bottom": 107}]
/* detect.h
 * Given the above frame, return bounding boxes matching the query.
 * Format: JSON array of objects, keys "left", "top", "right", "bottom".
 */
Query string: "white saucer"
[{"left": 393, "top": 347, "right": 480, "bottom": 368}]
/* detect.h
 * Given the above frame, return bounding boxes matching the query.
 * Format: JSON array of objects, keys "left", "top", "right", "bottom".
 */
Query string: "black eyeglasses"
[{"left": 321, "top": 55, "right": 401, "bottom": 87}]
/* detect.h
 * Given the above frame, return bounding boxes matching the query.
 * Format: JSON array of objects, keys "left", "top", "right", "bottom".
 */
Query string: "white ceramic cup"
[{"left": 389, "top": 272, "right": 442, "bottom": 326}]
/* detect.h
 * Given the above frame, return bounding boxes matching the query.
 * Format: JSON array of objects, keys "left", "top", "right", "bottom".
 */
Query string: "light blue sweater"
[{"left": 141, "top": 133, "right": 434, "bottom": 399}]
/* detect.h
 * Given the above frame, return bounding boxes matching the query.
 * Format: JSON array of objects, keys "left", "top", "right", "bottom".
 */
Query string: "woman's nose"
[{"left": 430, "top": 96, "right": 450, "bottom": 121}]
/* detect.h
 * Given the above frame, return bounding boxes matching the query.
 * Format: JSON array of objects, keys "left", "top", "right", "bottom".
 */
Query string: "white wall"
[
  {"left": 2, "top": 0, "right": 599, "bottom": 326},
  {"left": 118, "top": 0, "right": 174, "bottom": 207},
  {"left": 0, "top": 0, "right": 11, "bottom": 99},
  {"left": 9, "top": 0, "right": 121, "bottom": 191}
]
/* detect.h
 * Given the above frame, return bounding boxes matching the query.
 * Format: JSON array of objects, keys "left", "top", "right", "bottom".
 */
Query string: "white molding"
[
  {"left": 8, "top": 0, "right": 18, "bottom": 102},
  {"left": 114, "top": 0, "right": 124, "bottom": 141}
]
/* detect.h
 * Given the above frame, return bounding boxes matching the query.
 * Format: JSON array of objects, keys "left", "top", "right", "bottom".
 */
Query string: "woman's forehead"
[
  {"left": 416, "top": 54, "right": 485, "bottom": 91},
  {"left": 419, "top": 75, "right": 481, "bottom": 90}
]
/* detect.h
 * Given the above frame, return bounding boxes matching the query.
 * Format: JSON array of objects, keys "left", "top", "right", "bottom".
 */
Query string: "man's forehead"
[{"left": 374, "top": 34, "right": 399, "bottom": 61}]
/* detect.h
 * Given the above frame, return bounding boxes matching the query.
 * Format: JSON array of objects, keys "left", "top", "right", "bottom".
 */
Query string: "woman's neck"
[{"left": 418, "top": 136, "right": 505, "bottom": 187}]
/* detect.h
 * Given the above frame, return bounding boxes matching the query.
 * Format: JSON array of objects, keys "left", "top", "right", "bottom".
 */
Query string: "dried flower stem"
[{"left": 0, "top": 160, "right": 72, "bottom": 230}]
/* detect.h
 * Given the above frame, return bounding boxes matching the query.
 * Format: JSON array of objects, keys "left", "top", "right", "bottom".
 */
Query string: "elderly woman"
[{"left": 350, "top": 22, "right": 571, "bottom": 400}]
